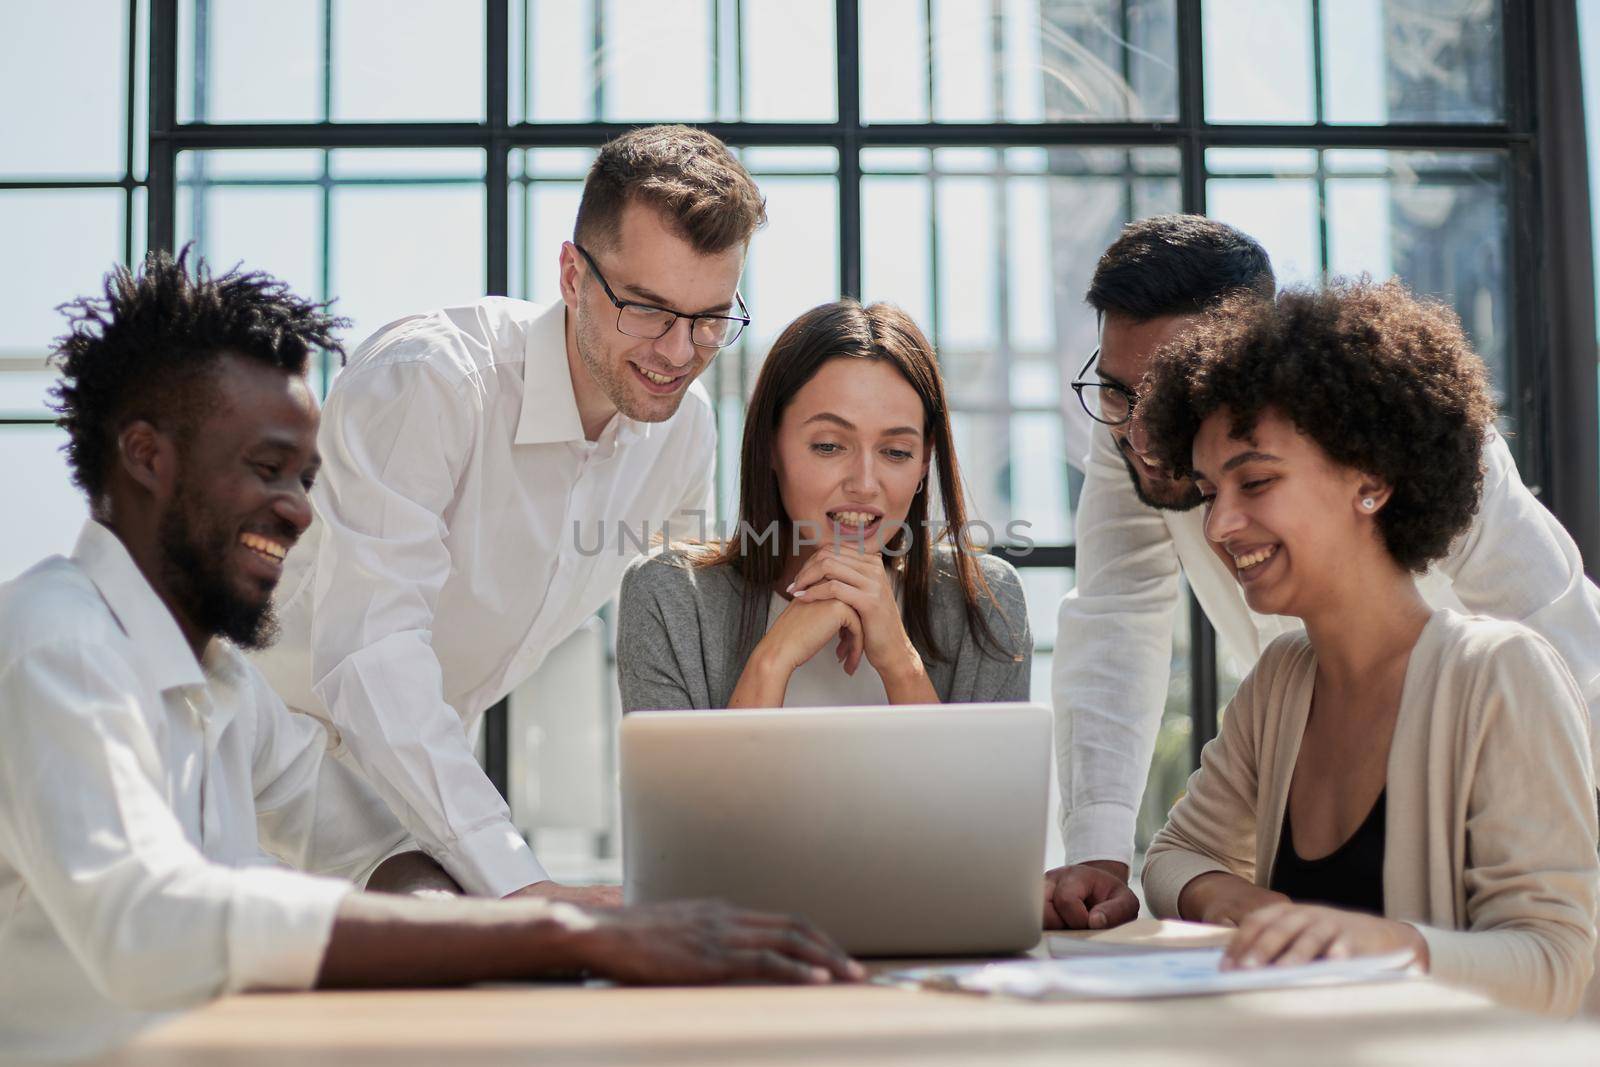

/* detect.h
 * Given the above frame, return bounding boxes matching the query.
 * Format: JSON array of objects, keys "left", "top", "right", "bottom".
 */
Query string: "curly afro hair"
[
  {"left": 49, "top": 246, "right": 347, "bottom": 503},
  {"left": 1139, "top": 278, "right": 1496, "bottom": 573}
]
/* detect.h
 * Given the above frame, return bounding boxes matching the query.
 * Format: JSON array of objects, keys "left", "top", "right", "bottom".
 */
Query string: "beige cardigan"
[{"left": 1143, "top": 610, "right": 1599, "bottom": 1016}]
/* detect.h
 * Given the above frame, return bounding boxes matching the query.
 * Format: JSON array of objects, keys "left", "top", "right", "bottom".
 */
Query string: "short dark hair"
[
  {"left": 1087, "top": 214, "right": 1275, "bottom": 321},
  {"left": 1140, "top": 278, "right": 1496, "bottom": 573},
  {"left": 49, "top": 246, "right": 347, "bottom": 503},
  {"left": 574, "top": 124, "right": 766, "bottom": 256}
]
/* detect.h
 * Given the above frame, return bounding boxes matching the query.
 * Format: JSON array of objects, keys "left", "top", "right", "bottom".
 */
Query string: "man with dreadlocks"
[{"left": 0, "top": 250, "right": 858, "bottom": 1060}]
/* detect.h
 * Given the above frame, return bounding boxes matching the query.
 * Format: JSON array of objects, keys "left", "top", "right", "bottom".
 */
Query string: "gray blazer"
[{"left": 617, "top": 545, "right": 1033, "bottom": 710}]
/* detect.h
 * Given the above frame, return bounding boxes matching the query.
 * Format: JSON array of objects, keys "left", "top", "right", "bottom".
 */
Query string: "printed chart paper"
[{"left": 878, "top": 949, "right": 1417, "bottom": 1001}]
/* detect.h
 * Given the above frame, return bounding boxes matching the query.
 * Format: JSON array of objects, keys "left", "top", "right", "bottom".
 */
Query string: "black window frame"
[{"left": 133, "top": 0, "right": 1595, "bottom": 786}]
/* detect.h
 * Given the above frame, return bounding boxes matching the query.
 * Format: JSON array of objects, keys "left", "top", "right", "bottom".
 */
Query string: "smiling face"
[
  {"left": 157, "top": 355, "right": 320, "bottom": 649},
  {"left": 1192, "top": 406, "right": 1386, "bottom": 619},
  {"left": 1098, "top": 311, "right": 1205, "bottom": 511},
  {"left": 772, "top": 358, "right": 930, "bottom": 556},
  {"left": 564, "top": 199, "right": 746, "bottom": 425}
]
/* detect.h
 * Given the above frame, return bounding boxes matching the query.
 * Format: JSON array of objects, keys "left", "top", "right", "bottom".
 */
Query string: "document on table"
[
  {"left": 877, "top": 949, "right": 1417, "bottom": 1001},
  {"left": 1045, "top": 917, "right": 1233, "bottom": 957}
]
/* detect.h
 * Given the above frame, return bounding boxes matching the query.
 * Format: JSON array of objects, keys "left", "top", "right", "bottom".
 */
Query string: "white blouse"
[{"left": 768, "top": 592, "right": 890, "bottom": 707}]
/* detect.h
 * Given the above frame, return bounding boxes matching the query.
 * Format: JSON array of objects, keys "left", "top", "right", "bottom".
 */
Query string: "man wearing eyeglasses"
[
  {"left": 253, "top": 125, "right": 761, "bottom": 906},
  {"left": 1043, "top": 214, "right": 1600, "bottom": 930}
]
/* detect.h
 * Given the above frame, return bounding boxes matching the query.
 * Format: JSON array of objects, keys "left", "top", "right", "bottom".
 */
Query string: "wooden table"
[{"left": 90, "top": 928, "right": 1600, "bottom": 1067}]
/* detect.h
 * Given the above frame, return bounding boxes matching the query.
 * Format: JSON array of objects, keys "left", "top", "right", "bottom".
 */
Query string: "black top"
[{"left": 1268, "top": 789, "right": 1386, "bottom": 916}]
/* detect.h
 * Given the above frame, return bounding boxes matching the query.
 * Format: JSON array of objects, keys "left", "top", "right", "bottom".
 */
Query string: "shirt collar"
[
  {"left": 72, "top": 519, "right": 206, "bottom": 693},
  {"left": 514, "top": 299, "right": 645, "bottom": 448}
]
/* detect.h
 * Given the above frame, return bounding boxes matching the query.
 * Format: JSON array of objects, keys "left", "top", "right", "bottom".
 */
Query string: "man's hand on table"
[
  {"left": 567, "top": 900, "right": 867, "bottom": 985},
  {"left": 509, "top": 881, "right": 625, "bottom": 908},
  {"left": 1042, "top": 860, "right": 1140, "bottom": 930}
]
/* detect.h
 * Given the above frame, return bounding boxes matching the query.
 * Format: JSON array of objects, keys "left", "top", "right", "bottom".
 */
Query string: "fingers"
[
  {"left": 1048, "top": 872, "right": 1094, "bottom": 930},
  {"left": 1274, "top": 917, "right": 1343, "bottom": 967},
  {"left": 791, "top": 552, "right": 883, "bottom": 599},
  {"left": 838, "top": 606, "right": 864, "bottom": 674},
  {"left": 1225, "top": 903, "right": 1321, "bottom": 970},
  {"left": 802, "top": 579, "right": 871, "bottom": 617},
  {"left": 726, "top": 914, "right": 864, "bottom": 983},
  {"left": 1086, "top": 882, "right": 1140, "bottom": 930},
  {"left": 740, "top": 949, "right": 832, "bottom": 984}
]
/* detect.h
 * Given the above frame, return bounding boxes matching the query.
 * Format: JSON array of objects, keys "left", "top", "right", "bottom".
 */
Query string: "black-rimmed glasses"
[
  {"left": 573, "top": 243, "right": 750, "bottom": 349},
  {"left": 1069, "top": 348, "right": 1140, "bottom": 427}
]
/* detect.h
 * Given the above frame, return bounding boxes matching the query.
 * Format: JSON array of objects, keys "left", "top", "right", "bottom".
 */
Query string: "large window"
[{"left": 4, "top": 1, "right": 1584, "bottom": 868}]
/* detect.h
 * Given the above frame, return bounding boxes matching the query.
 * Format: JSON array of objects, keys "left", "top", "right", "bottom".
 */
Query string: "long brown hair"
[{"left": 698, "top": 299, "right": 1016, "bottom": 664}]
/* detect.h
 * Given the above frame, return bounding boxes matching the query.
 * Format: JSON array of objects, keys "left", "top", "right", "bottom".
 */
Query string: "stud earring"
[{"left": 1362, "top": 497, "right": 1376, "bottom": 510}]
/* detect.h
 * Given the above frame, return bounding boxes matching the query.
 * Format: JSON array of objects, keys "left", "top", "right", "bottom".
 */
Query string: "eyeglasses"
[
  {"left": 573, "top": 243, "right": 750, "bottom": 349},
  {"left": 1069, "top": 348, "right": 1140, "bottom": 427}
]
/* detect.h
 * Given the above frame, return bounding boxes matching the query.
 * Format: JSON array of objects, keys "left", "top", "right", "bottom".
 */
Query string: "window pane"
[
  {"left": 177, "top": 150, "right": 327, "bottom": 392},
  {"left": 333, "top": 0, "right": 485, "bottom": 121},
  {"left": 1207, "top": 148, "right": 1511, "bottom": 397},
  {"left": 1202, "top": 0, "right": 1315, "bottom": 123},
  {"left": 180, "top": 0, "right": 485, "bottom": 122},
  {"left": 3, "top": 0, "right": 128, "bottom": 178},
  {"left": 1205, "top": 167, "right": 1321, "bottom": 284},
  {"left": 1012, "top": 412, "right": 1071, "bottom": 545},
  {"left": 177, "top": 149, "right": 485, "bottom": 385},
  {"left": 740, "top": 1, "right": 837, "bottom": 121},
  {"left": 865, "top": 147, "right": 1181, "bottom": 542},
  {"left": 0, "top": 190, "right": 126, "bottom": 358},
  {"left": 519, "top": 1, "right": 835, "bottom": 123},
  {"left": 519, "top": 0, "right": 594, "bottom": 122},
  {"left": 179, "top": 0, "right": 322, "bottom": 122},
  {"left": 0, "top": 426, "right": 88, "bottom": 583},
  {"left": 521, "top": 0, "right": 712, "bottom": 122},
  {"left": 1322, "top": 0, "right": 1504, "bottom": 124},
  {"left": 862, "top": 0, "right": 1178, "bottom": 122},
  {"left": 1326, "top": 150, "right": 1510, "bottom": 392},
  {"left": 718, "top": 152, "right": 841, "bottom": 521},
  {"left": 862, "top": 163, "right": 934, "bottom": 331},
  {"left": 860, "top": 0, "right": 928, "bottom": 122},
  {"left": 177, "top": 185, "right": 322, "bottom": 312},
  {"left": 331, "top": 182, "right": 486, "bottom": 355},
  {"left": 510, "top": 148, "right": 593, "bottom": 313}
]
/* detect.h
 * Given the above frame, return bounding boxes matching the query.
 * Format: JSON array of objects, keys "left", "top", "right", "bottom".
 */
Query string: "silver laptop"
[{"left": 621, "top": 702, "right": 1050, "bottom": 957}]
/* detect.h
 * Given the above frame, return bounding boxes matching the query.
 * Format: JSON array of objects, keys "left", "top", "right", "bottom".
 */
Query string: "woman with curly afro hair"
[{"left": 1136, "top": 279, "right": 1598, "bottom": 1016}]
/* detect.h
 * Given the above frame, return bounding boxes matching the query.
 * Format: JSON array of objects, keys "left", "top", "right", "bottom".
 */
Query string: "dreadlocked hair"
[{"left": 49, "top": 245, "right": 347, "bottom": 502}]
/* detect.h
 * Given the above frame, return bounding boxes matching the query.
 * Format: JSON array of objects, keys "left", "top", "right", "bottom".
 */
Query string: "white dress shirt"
[
  {"left": 0, "top": 521, "right": 411, "bottom": 1060},
  {"left": 252, "top": 297, "right": 716, "bottom": 898},
  {"left": 1054, "top": 422, "right": 1600, "bottom": 867}
]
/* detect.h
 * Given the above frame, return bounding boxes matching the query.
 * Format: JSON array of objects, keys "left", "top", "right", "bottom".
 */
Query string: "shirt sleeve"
[
  {"left": 0, "top": 640, "right": 351, "bottom": 1011},
  {"left": 1413, "top": 631, "right": 1599, "bottom": 1017},
  {"left": 247, "top": 670, "right": 416, "bottom": 886},
  {"left": 1053, "top": 423, "right": 1183, "bottom": 866},
  {"left": 309, "top": 357, "right": 548, "bottom": 898},
  {"left": 1438, "top": 428, "right": 1600, "bottom": 763},
  {"left": 1140, "top": 656, "right": 1268, "bottom": 918},
  {"left": 616, "top": 556, "right": 700, "bottom": 712}
]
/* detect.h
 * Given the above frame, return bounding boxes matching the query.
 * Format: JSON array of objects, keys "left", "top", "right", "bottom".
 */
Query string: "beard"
[
  {"left": 573, "top": 304, "right": 701, "bottom": 424},
  {"left": 1117, "top": 438, "right": 1204, "bottom": 512},
  {"left": 157, "top": 478, "right": 280, "bottom": 651}
]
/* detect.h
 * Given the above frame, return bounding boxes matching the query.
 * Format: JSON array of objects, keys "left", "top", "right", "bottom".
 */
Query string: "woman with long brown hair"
[{"left": 617, "top": 299, "right": 1030, "bottom": 710}]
